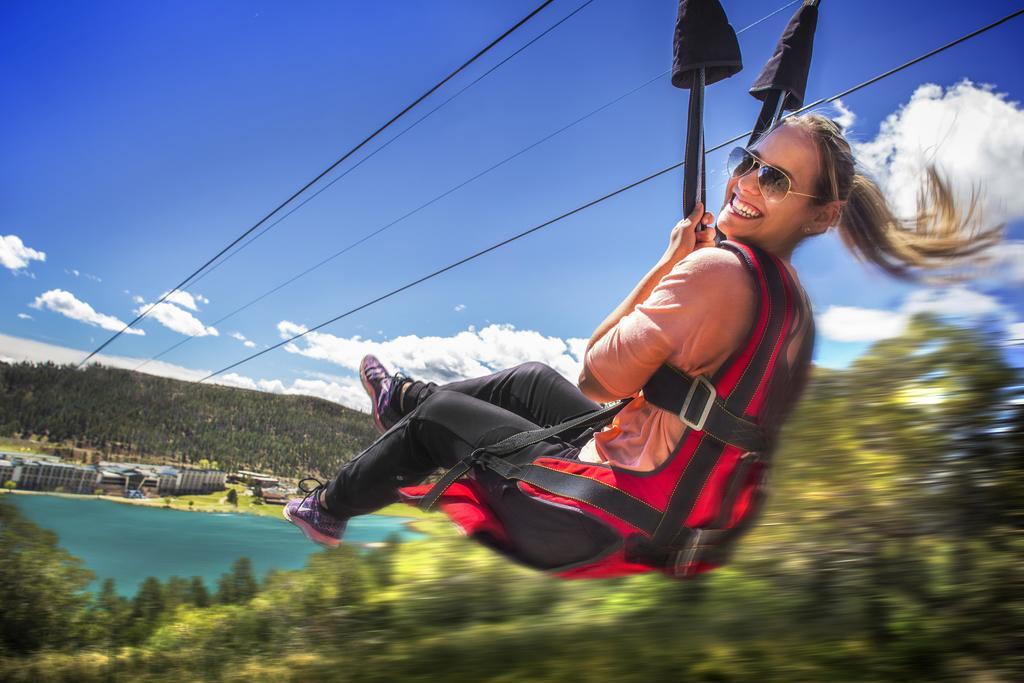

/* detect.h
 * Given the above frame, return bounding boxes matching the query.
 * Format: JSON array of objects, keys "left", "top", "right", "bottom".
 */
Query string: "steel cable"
[
  {"left": 198, "top": 6, "right": 1024, "bottom": 383},
  {"left": 77, "top": 0, "right": 557, "bottom": 367}
]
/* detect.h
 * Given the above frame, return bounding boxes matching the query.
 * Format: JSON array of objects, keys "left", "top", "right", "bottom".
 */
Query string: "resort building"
[
  {"left": 0, "top": 459, "right": 15, "bottom": 486},
  {"left": 259, "top": 486, "right": 290, "bottom": 505},
  {"left": 98, "top": 461, "right": 225, "bottom": 496},
  {"left": 12, "top": 459, "right": 100, "bottom": 494},
  {"left": 174, "top": 467, "right": 226, "bottom": 495},
  {"left": 232, "top": 469, "right": 280, "bottom": 489},
  {"left": 3, "top": 454, "right": 226, "bottom": 497}
]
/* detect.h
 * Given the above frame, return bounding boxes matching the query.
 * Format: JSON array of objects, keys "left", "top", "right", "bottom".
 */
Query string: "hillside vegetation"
[
  {"left": 0, "top": 315, "right": 1021, "bottom": 681},
  {"left": 0, "top": 362, "right": 379, "bottom": 479}
]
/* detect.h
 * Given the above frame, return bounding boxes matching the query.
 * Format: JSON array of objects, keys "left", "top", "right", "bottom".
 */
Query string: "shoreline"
[{"left": 2, "top": 488, "right": 429, "bottom": 532}]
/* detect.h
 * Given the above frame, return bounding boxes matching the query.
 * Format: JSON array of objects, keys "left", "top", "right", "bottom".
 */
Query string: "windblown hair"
[{"left": 779, "top": 113, "right": 1004, "bottom": 280}]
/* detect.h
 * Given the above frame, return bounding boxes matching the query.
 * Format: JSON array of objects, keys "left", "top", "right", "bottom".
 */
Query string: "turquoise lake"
[{"left": 8, "top": 494, "right": 422, "bottom": 595}]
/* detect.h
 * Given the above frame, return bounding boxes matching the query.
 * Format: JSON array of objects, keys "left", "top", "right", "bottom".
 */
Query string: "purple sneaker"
[
  {"left": 284, "top": 479, "right": 347, "bottom": 548},
  {"left": 359, "top": 354, "right": 404, "bottom": 434}
]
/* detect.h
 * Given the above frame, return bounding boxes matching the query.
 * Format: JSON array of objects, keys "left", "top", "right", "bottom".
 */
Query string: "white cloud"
[
  {"left": 454, "top": 304, "right": 466, "bottom": 312},
  {"left": 200, "top": 373, "right": 372, "bottom": 410},
  {"left": 0, "top": 332, "right": 226, "bottom": 385},
  {"left": 819, "top": 286, "right": 1015, "bottom": 343},
  {"left": 853, "top": 79, "right": 1024, "bottom": 226},
  {"left": 137, "top": 301, "right": 218, "bottom": 337},
  {"left": 277, "top": 321, "right": 589, "bottom": 385},
  {"left": 278, "top": 321, "right": 308, "bottom": 337},
  {"left": 1, "top": 234, "right": 46, "bottom": 272},
  {"left": 218, "top": 373, "right": 285, "bottom": 393},
  {"left": 902, "top": 286, "right": 1006, "bottom": 320},
  {"left": 17, "top": 313, "right": 32, "bottom": 320},
  {"left": 290, "top": 378, "right": 368, "bottom": 410},
  {"left": 818, "top": 305, "right": 908, "bottom": 342},
  {"left": 973, "top": 240, "right": 1024, "bottom": 287},
  {"left": 66, "top": 268, "right": 102, "bottom": 282},
  {"left": 31, "top": 289, "right": 144, "bottom": 336},
  {"left": 829, "top": 98, "right": 857, "bottom": 131},
  {"left": 132, "top": 295, "right": 144, "bottom": 304},
  {"left": 231, "top": 331, "right": 256, "bottom": 348},
  {"left": 157, "top": 290, "right": 207, "bottom": 311}
]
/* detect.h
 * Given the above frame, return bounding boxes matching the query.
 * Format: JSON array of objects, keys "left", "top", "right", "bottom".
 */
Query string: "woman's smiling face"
[{"left": 717, "top": 123, "right": 834, "bottom": 256}]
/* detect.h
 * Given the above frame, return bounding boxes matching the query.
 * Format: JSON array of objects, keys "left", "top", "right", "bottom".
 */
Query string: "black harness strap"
[
  {"left": 419, "top": 399, "right": 630, "bottom": 512},
  {"left": 418, "top": 243, "right": 799, "bottom": 577},
  {"left": 649, "top": 434, "right": 728, "bottom": 547},
  {"left": 649, "top": 244, "right": 789, "bottom": 554},
  {"left": 419, "top": 364, "right": 770, "bottom": 531},
  {"left": 723, "top": 244, "right": 789, "bottom": 416},
  {"left": 478, "top": 453, "right": 663, "bottom": 534},
  {"left": 643, "top": 365, "right": 765, "bottom": 452}
]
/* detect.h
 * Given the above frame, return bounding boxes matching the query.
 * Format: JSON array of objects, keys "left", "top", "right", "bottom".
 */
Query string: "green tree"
[
  {"left": 0, "top": 360, "right": 378, "bottom": 480},
  {"left": 217, "top": 557, "right": 257, "bottom": 604},
  {"left": 2, "top": 480, "right": 15, "bottom": 491},
  {"left": 163, "top": 576, "right": 191, "bottom": 612},
  {"left": 91, "top": 578, "right": 130, "bottom": 648},
  {"left": 127, "top": 576, "right": 165, "bottom": 644},
  {"left": 189, "top": 576, "right": 210, "bottom": 607},
  {"left": 0, "top": 497, "right": 93, "bottom": 654},
  {"left": 226, "top": 488, "right": 238, "bottom": 506},
  {"left": 364, "top": 531, "right": 402, "bottom": 589}
]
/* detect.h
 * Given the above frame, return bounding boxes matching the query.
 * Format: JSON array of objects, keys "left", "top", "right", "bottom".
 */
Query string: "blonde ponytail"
[{"left": 782, "top": 114, "right": 1004, "bottom": 280}]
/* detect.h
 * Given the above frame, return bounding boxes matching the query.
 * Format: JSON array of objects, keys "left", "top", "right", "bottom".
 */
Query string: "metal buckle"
[
  {"left": 679, "top": 375, "right": 716, "bottom": 431},
  {"left": 671, "top": 528, "right": 704, "bottom": 578}
]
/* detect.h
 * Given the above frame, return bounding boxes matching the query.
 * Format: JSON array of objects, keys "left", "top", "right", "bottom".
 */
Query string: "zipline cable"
[
  {"left": 134, "top": 71, "right": 664, "bottom": 373},
  {"left": 76, "top": 0, "right": 556, "bottom": 369},
  {"left": 196, "top": 5, "right": 1024, "bottom": 384},
  {"left": 187, "top": 0, "right": 793, "bottom": 292},
  {"left": 185, "top": 0, "right": 597, "bottom": 291},
  {"left": 134, "top": 0, "right": 800, "bottom": 372},
  {"left": 188, "top": 0, "right": 796, "bottom": 290}
]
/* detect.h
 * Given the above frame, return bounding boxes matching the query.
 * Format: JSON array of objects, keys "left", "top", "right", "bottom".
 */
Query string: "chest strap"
[{"left": 642, "top": 365, "right": 765, "bottom": 452}]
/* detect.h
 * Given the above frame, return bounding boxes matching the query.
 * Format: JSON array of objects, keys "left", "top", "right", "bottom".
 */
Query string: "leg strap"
[
  {"left": 476, "top": 453, "right": 662, "bottom": 534},
  {"left": 419, "top": 399, "right": 631, "bottom": 512}
]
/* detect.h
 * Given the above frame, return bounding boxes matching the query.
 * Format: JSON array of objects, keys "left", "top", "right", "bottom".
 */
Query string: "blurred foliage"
[
  {"left": 0, "top": 314, "right": 1021, "bottom": 681},
  {"left": 0, "top": 361, "right": 379, "bottom": 478},
  {"left": 0, "top": 493, "right": 94, "bottom": 655}
]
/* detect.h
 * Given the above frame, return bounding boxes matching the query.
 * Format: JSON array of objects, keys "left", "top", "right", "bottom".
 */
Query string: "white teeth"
[{"left": 731, "top": 194, "right": 762, "bottom": 219}]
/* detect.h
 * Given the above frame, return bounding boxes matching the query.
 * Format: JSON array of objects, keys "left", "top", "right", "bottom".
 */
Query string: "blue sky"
[{"left": 3, "top": 0, "right": 1023, "bottom": 410}]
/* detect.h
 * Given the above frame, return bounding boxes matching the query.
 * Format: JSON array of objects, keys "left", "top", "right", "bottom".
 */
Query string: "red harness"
[{"left": 400, "top": 241, "right": 814, "bottom": 579}]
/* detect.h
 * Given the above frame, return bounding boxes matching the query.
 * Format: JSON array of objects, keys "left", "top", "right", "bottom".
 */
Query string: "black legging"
[
  {"left": 323, "top": 361, "right": 600, "bottom": 517},
  {"left": 323, "top": 362, "right": 622, "bottom": 569}
]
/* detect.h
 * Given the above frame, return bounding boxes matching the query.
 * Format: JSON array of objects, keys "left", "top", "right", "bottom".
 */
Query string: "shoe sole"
[
  {"left": 283, "top": 505, "right": 341, "bottom": 548},
  {"left": 359, "top": 357, "right": 387, "bottom": 434}
]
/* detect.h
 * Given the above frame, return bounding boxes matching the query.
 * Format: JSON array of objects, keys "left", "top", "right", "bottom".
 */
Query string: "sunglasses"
[{"left": 726, "top": 147, "right": 819, "bottom": 203}]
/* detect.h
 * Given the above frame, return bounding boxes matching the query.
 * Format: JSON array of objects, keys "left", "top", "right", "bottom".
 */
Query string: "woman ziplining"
[{"left": 283, "top": 0, "right": 1004, "bottom": 579}]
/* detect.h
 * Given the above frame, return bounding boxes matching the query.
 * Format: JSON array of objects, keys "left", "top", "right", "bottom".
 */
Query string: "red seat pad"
[{"left": 400, "top": 482, "right": 510, "bottom": 546}]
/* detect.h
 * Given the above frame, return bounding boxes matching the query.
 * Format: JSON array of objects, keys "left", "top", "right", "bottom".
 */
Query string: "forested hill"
[{"left": 0, "top": 361, "right": 379, "bottom": 479}]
